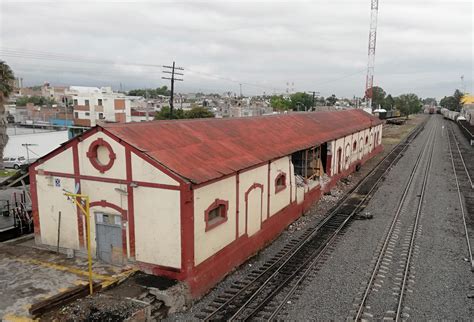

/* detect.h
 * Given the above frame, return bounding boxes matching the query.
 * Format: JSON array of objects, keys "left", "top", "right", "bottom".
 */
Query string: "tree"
[
  {"left": 325, "top": 94, "right": 337, "bottom": 106},
  {"left": 185, "top": 106, "right": 215, "bottom": 119},
  {"left": 395, "top": 93, "right": 422, "bottom": 118},
  {"left": 270, "top": 95, "right": 291, "bottom": 111},
  {"left": 289, "top": 92, "right": 313, "bottom": 111},
  {"left": 0, "top": 61, "right": 15, "bottom": 168},
  {"left": 154, "top": 106, "right": 184, "bottom": 120},
  {"left": 16, "top": 95, "right": 55, "bottom": 107},
  {"left": 440, "top": 89, "right": 464, "bottom": 111},
  {"left": 154, "top": 106, "right": 214, "bottom": 120},
  {"left": 453, "top": 89, "right": 464, "bottom": 112},
  {"left": 128, "top": 86, "right": 170, "bottom": 98},
  {"left": 422, "top": 97, "right": 437, "bottom": 106},
  {"left": 371, "top": 86, "right": 386, "bottom": 109},
  {"left": 384, "top": 94, "right": 395, "bottom": 110}
]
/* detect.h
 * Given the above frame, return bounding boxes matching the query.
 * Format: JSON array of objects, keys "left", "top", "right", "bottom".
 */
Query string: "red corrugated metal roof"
[{"left": 103, "top": 110, "right": 382, "bottom": 184}]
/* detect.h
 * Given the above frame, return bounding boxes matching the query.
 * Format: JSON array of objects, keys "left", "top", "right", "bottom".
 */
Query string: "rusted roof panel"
[{"left": 104, "top": 109, "right": 382, "bottom": 184}]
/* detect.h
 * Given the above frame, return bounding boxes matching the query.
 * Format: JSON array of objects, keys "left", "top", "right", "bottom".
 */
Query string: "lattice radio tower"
[{"left": 365, "top": 0, "right": 379, "bottom": 110}]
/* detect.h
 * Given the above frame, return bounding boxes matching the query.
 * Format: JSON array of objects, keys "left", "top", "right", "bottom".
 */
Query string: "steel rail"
[
  {"left": 449, "top": 124, "right": 473, "bottom": 189},
  {"left": 263, "top": 128, "right": 416, "bottom": 321},
  {"left": 354, "top": 122, "right": 436, "bottom": 321},
  {"left": 231, "top": 123, "right": 427, "bottom": 321},
  {"left": 203, "top": 120, "right": 427, "bottom": 322},
  {"left": 394, "top": 118, "right": 436, "bottom": 322},
  {"left": 447, "top": 123, "right": 474, "bottom": 271}
]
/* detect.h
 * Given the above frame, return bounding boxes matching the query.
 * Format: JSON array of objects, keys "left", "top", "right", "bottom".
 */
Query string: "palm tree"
[{"left": 0, "top": 61, "right": 15, "bottom": 168}]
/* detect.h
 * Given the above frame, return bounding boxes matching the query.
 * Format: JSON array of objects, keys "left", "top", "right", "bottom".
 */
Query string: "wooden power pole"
[{"left": 162, "top": 62, "right": 184, "bottom": 119}]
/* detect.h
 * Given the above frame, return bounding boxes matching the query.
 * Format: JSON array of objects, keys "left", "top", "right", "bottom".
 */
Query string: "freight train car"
[{"left": 374, "top": 109, "right": 401, "bottom": 120}]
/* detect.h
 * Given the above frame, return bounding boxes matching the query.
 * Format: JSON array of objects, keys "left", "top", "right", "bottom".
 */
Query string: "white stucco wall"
[
  {"left": 36, "top": 146, "right": 74, "bottom": 174},
  {"left": 78, "top": 131, "right": 127, "bottom": 180},
  {"left": 194, "top": 175, "right": 237, "bottom": 266},
  {"left": 134, "top": 187, "right": 181, "bottom": 268},
  {"left": 330, "top": 126, "right": 381, "bottom": 176},
  {"left": 131, "top": 152, "right": 179, "bottom": 186},
  {"left": 36, "top": 175, "right": 79, "bottom": 250},
  {"left": 35, "top": 129, "right": 183, "bottom": 269},
  {"left": 238, "top": 165, "right": 268, "bottom": 237},
  {"left": 269, "top": 157, "right": 292, "bottom": 216}
]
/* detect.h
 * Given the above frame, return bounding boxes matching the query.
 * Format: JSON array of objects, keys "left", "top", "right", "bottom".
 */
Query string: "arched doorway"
[{"left": 245, "top": 183, "right": 263, "bottom": 237}]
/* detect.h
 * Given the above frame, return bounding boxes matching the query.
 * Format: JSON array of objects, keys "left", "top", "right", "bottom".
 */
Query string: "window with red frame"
[
  {"left": 275, "top": 173, "right": 287, "bottom": 193},
  {"left": 205, "top": 199, "right": 228, "bottom": 231}
]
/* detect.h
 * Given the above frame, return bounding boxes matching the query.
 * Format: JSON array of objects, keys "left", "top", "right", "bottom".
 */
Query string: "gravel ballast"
[
  {"left": 283, "top": 115, "right": 473, "bottom": 320},
  {"left": 169, "top": 116, "right": 427, "bottom": 320}
]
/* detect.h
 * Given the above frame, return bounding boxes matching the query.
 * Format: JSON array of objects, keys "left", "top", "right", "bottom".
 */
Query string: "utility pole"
[
  {"left": 307, "top": 91, "right": 320, "bottom": 111},
  {"left": 145, "top": 88, "right": 149, "bottom": 121},
  {"left": 162, "top": 62, "right": 184, "bottom": 119}
]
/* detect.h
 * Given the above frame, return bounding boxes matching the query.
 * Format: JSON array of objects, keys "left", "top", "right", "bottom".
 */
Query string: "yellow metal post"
[
  {"left": 84, "top": 196, "right": 93, "bottom": 295},
  {"left": 64, "top": 192, "right": 94, "bottom": 295}
]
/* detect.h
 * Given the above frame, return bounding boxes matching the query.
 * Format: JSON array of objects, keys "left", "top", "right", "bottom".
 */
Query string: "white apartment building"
[{"left": 71, "top": 86, "right": 136, "bottom": 127}]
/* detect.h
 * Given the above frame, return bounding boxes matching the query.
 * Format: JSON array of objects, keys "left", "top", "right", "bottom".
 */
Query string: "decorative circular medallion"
[{"left": 86, "top": 138, "right": 116, "bottom": 173}]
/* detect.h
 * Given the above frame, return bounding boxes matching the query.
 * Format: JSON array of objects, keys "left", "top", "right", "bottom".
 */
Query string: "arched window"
[
  {"left": 275, "top": 173, "right": 287, "bottom": 193},
  {"left": 205, "top": 199, "right": 229, "bottom": 231},
  {"left": 353, "top": 141, "right": 357, "bottom": 151},
  {"left": 365, "top": 136, "right": 369, "bottom": 144}
]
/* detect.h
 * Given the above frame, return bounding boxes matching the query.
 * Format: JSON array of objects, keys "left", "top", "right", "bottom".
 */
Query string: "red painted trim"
[
  {"left": 289, "top": 159, "right": 292, "bottom": 203},
  {"left": 274, "top": 172, "right": 287, "bottom": 194},
  {"left": 236, "top": 173, "right": 240, "bottom": 239},
  {"left": 35, "top": 171, "right": 180, "bottom": 190},
  {"left": 89, "top": 200, "right": 128, "bottom": 258},
  {"left": 185, "top": 144, "right": 384, "bottom": 298},
  {"left": 29, "top": 164, "right": 40, "bottom": 238},
  {"left": 86, "top": 138, "right": 116, "bottom": 173},
  {"left": 244, "top": 183, "right": 264, "bottom": 235},
  {"left": 267, "top": 162, "right": 271, "bottom": 220},
  {"left": 137, "top": 261, "right": 183, "bottom": 280},
  {"left": 125, "top": 147, "right": 136, "bottom": 258},
  {"left": 72, "top": 143, "right": 85, "bottom": 249},
  {"left": 204, "top": 199, "right": 229, "bottom": 231},
  {"left": 180, "top": 183, "right": 194, "bottom": 275},
  {"left": 90, "top": 200, "right": 125, "bottom": 214}
]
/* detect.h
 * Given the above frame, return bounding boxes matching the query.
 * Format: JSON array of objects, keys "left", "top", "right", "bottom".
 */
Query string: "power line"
[{"left": 2, "top": 47, "right": 368, "bottom": 96}]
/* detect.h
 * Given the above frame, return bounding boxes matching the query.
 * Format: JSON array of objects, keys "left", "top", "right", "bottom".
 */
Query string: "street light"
[{"left": 21, "top": 143, "right": 38, "bottom": 164}]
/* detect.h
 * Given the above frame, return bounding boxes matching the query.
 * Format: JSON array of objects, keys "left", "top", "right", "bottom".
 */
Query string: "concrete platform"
[{"left": 0, "top": 238, "right": 136, "bottom": 320}]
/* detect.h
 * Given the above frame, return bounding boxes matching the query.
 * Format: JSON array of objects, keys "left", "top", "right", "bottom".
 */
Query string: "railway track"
[
  {"left": 447, "top": 122, "right": 473, "bottom": 271},
  {"left": 351, "top": 118, "right": 437, "bottom": 321},
  {"left": 198, "top": 120, "right": 427, "bottom": 321}
]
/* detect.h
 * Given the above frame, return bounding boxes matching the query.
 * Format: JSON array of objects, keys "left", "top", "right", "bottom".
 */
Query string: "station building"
[{"left": 30, "top": 109, "right": 383, "bottom": 297}]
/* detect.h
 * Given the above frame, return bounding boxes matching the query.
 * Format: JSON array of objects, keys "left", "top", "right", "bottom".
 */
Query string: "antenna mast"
[{"left": 365, "top": 0, "right": 379, "bottom": 110}]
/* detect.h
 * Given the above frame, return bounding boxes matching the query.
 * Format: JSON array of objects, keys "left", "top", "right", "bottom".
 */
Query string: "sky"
[{"left": 0, "top": 0, "right": 472, "bottom": 99}]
